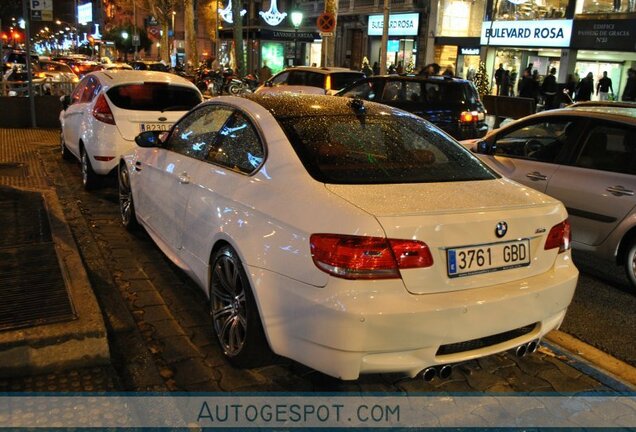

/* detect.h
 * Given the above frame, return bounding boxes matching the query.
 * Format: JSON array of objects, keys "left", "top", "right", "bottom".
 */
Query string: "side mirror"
[
  {"left": 475, "top": 139, "right": 496, "bottom": 155},
  {"left": 135, "top": 131, "right": 164, "bottom": 148},
  {"left": 60, "top": 95, "right": 70, "bottom": 111}
]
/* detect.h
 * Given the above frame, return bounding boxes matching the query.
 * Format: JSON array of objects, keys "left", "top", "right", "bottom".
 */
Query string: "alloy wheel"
[{"left": 211, "top": 254, "right": 247, "bottom": 357}]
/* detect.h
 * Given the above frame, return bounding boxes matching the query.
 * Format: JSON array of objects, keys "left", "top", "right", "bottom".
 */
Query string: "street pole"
[
  {"left": 294, "top": 28, "right": 298, "bottom": 66},
  {"left": 22, "top": 0, "right": 36, "bottom": 128},
  {"left": 133, "top": 0, "right": 138, "bottom": 60},
  {"left": 380, "top": 0, "right": 390, "bottom": 75}
]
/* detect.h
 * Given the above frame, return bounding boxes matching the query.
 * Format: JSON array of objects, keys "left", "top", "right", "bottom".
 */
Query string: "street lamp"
[
  {"left": 290, "top": 10, "right": 303, "bottom": 66},
  {"left": 171, "top": 11, "right": 176, "bottom": 58}
]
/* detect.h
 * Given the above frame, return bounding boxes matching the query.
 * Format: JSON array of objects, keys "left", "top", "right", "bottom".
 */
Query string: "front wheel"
[
  {"left": 210, "top": 246, "right": 271, "bottom": 368},
  {"left": 624, "top": 239, "right": 636, "bottom": 291}
]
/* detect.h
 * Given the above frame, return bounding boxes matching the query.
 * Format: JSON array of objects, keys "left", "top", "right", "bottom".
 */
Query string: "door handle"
[
  {"left": 607, "top": 185, "right": 634, "bottom": 196},
  {"left": 526, "top": 171, "right": 548, "bottom": 181},
  {"left": 178, "top": 172, "right": 190, "bottom": 184},
  {"left": 134, "top": 161, "right": 142, "bottom": 171}
]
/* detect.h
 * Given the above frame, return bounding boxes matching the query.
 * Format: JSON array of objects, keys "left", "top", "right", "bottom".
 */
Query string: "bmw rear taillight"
[
  {"left": 325, "top": 75, "right": 332, "bottom": 92},
  {"left": 310, "top": 234, "right": 433, "bottom": 280},
  {"left": 544, "top": 220, "right": 571, "bottom": 253},
  {"left": 92, "top": 93, "right": 116, "bottom": 125}
]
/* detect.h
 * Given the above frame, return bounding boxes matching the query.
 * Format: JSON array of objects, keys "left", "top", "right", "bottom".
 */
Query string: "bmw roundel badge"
[{"left": 495, "top": 221, "right": 508, "bottom": 238}]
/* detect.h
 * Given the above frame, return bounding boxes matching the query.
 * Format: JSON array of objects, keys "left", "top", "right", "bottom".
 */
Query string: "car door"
[
  {"left": 135, "top": 105, "right": 235, "bottom": 252},
  {"left": 181, "top": 109, "right": 266, "bottom": 282},
  {"left": 546, "top": 121, "right": 636, "bottom": 247},
  {"left": 61, "top": 77, "right": 89, "bottom": 156},
  {"left": 482, "top": 116, "right": 585, "bottom": 192}
]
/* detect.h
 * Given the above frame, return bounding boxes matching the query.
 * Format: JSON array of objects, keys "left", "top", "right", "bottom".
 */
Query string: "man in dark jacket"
[
  {"left": 622, "top": 68, "right": 636, "bottom": 101},
  {"left": 494, "top": 63, "right": 505, "bottom": 95},
  {"left": 541, "top": 67, "right": 558, "bottom": 109},
  {"left": 575, "top": 72, "right": 594, "bottom": 101}
]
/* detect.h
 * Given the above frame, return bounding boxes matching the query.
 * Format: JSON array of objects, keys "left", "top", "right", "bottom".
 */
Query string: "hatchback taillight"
[
  {"left": 92, "top": 93, "right": 116, "bottom": 125},
  {"left": 544, "top": 220, "right": 571, "bottom": 253},
  {"left": 310, "top": 234, "right": 433, "bottom": 280},
  {"left": 460, "top": 111, "right": 479, "bottom": 123}
]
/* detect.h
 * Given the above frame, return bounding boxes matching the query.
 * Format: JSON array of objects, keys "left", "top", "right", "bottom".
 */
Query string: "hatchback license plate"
[
  {"left": 140, "top": 123, "right": 172, "bottom": 132},
  {"left": 447, "top": 239, "right": 530, "bottom": 277}
]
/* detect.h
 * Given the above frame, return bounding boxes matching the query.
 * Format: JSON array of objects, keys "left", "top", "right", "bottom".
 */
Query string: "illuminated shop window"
[
  {"left": 437, "top": 0, "right": 485, "bottom": 37},
  {"left": 495, "top": 0, "right": 568, "bottom": 20},
  {"left": 575, "top": 0, "right": 635, "bottom": 13}
]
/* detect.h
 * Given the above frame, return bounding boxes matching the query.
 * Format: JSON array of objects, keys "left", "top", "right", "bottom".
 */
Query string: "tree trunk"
[
  {"left": 231, "top": 0, "right": 245, "bottom": 76},
  {"left": 161, "top": 21, "right": 170, "bottom": 62},
  {"left": 185, "top": 0, "right": 198, "bottom": 68},
  {"left": 321, "top": 0, "right": 338, "bottom": 67}
]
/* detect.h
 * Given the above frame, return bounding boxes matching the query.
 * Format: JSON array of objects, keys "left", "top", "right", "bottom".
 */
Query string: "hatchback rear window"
[
  {"left": 107, "top": 83, "right": 202, "bottom": 111},
  {"left": 330, "top": 73, "right": 364, "bottom": 91},
  {"left": 279, "top": 114, "right": 497, "bottom": 184}
]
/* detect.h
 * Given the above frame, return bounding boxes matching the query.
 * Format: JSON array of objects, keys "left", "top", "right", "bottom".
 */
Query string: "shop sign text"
[
  {"left": 480, "top": 20, "right": 572, "bottom": 47},
  {"left": 571, "top": 19, "right": 636, "bottom": 51},
  {"left": 368, "top": 13, "right": 419, "bottom": 36}
]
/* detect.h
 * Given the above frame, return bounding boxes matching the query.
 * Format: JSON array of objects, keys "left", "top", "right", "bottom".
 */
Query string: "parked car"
[
  {"left": 462, "top": 104, "right": 636, "bottom": 289},
  {"left": 119, "top": 94, "right": 577, "bottom": 380},
  {"left": 255, "top": 66, "right": 364, "bottom": 96},
  {"left": 2, "top": 50, "right": 39, "bottom": 73},
  {"left": 38, "top": 60, "right": 79, "bottom": 83},
  {"left": 130, "top": 60, "right": 170, "bottom": 72},
  {"left": 59, "top": 70, "right": 203, "bottom": 189},
  {"left": 337, "top": 75, "right": 488, "bottom": 140},
  {"left": 100, "top": 62, "right": 133, "bottom": 71}
]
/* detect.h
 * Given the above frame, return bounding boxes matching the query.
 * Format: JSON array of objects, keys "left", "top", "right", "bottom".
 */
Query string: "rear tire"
[
  {"left": 60, "top": 133, "right": 73, "bottom": 161},
  {"left": 118, "top": 163, "right": 139, "bottom": 231},
  {"left": 81, "top": 147, "right": 100, "bottom": 190},
  {"left": 624, "top": 239, "right": 636, "bottom": 291},
  {"left": 210, "top": 246, "right": 272, "bottom": 368}
]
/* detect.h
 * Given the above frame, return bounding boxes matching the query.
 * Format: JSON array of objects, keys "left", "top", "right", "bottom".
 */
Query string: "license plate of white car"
[
  {"left": 447, "top": 239, "right": 530, "bottom": 277},
  {"left": 140, "top": 123, "right": 172, "bottom": 132}
]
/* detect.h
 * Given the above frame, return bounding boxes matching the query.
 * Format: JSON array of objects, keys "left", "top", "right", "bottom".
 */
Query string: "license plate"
[
  {"left": 140, "top": 123, "right": 172, "bottom": 132},
  {"left": 447, "top": 239, "right": 530, "bottom": 277}
]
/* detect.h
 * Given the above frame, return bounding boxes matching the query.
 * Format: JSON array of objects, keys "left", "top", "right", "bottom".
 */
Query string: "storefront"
[
  {"left": 367, "top": 13, "right": 419, "bottom": 72},
  {"left": 480, "top": 18, "right": 574, "bottom": 94},
  {"left": 432, "top": 0, "right": 486, "bottom": 78},
  {"left": 570, "top": 18, "right": 636, "bottom": 99}
]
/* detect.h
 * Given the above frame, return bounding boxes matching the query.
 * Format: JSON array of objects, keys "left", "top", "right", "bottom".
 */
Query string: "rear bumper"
[
  {"left": 249, "top": 253, "right": 577, "bottom": 380},
  {"left": 87, "top": 126, "right": 135, "bottom": 175}
]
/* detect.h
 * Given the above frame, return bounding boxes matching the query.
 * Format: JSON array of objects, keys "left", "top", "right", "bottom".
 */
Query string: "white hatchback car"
[
  {"left": 59, "top": 70, "right": 202, "bottom": 189},
  {"left": 255, "top": 66, "right": 365, "bottom": 96},
  {"left": 119, "top": 94, "right": 577, "bottom": 380}
]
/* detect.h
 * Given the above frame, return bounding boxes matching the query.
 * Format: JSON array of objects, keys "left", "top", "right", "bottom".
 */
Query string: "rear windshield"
[
  {"left": 107, "top": 83, "right": 202, "bottom": 111},
  {"left": 278, "top": 114, "right": 497, "bottom": 184},
  {"left": 330, "top": 73, "right": 364, "bottom": 91},
  {"left": 40, "top": 62, "right": 72, "bottom": 73}
]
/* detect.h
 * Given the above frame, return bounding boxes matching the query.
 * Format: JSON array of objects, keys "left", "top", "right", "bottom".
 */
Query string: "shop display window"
[
  {"left": 437, "top": 0, "right": 485, "bottom": 37},
  {"left": 575, "top": 0, "right": 636, "bottom": 13},
  {"left": 495, "top": 0, "right": 568, "bottom": 20}
]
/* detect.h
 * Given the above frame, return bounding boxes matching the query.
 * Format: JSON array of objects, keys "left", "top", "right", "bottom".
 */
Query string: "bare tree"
[
  {"left": 231, "top": 0, "right": 245, "bottom": 77},
  {"left": 184, "top": 0, "right": 198, "bottom": 68},
  {"left": 202, "top": 0, "right": 221, "bottom": 59},
  {"left": 144, "top": 0, "right": 178, "bottom": 62}
]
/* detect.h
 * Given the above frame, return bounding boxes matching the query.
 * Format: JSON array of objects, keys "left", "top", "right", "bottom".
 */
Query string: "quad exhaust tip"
[
  {"left": 516, "top": 339, "right": 540, "bottom": 357},
  {"left": 421, "top": 365, "right": 452, "bottom": 382}
]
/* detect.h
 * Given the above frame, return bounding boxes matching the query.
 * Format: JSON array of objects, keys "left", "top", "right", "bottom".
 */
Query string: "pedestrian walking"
[
  {"left": 500, "top": 69, "right": 511, "bottom": 96},
  {"left": 575, "top": 72, "right": 594, "bottom": 101},
  {"left": 596, "top": 71, "right": 614, "bottom": 101},
  {"left": 361, "top": 59, "right": 373, "bottom": 77},
  {"left": 372, "top": 61, "right": 380, "bottom": 75},
  {"left": 518, "top": 69, "right": 538, "bottom": 101},
  {"left": 541, "top": 67, "right": 558, "bottom": 110},
  {"left": 621, "top": 68, "right": 636, "bottom": 101}
]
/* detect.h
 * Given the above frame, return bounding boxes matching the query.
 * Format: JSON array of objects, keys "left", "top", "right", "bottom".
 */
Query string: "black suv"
[{"left": 337, "top": 75, "right": 488, "bottom": 140}]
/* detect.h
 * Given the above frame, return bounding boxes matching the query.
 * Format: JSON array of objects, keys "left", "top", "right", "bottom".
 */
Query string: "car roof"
[
  {"left": 279, "top": 66, "right": 363, "bottom": 75},
  {"left": 570, "top": 100, "right": 636, "bottom": 109},
  {"left": 87, "top": 70, "right": 199, "bottom": 89},
  {"left": 359, "top": 74, "right": 472, "bottom": 84},
  {"left": 239, "top": 93, "right": 401, "bottom": 119}
]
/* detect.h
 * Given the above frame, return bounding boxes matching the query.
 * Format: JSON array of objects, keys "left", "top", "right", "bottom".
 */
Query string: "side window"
[
  {"left": 343, "top": 81, "right": 379, "bottom": 100},
  {"left": 70, "top": 78, "right": 88, "bottom": 104},
  {"left": 287, "top": 71, "right": 306, "bottom": 86},
  {"left": 405, "top": 82, "right": 422, "bottom": 102},
  {"left": 380, "top": 81, "right": 403, "bottom": 101},
  {"left": 574, "top": 124, "right": 636, "bottom": 174},
  {"left": 271, "top": 71, "right": 290, "bottom": 85},
  {"left": 305, "top": 72, "right": 325, "bottom": 88},
  {"left": 494, "top": 118, "right": 578, "bottom": 163},
  {"left": 206, "top": 111, "right": 264, "bottom": 174},
  {"left": 423, "top": 83, "right": 442, "bottom": 103},
  {"left": 80, "top": 77, "right": 100, "bottom": 103},
  {"left": 165, "top": 105, "right": 234, "bottom": 159}
]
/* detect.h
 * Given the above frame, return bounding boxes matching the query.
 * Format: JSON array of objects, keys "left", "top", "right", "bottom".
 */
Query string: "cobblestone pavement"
[{"left": 1, "top": 128, "right": 621, "bottom": 393}]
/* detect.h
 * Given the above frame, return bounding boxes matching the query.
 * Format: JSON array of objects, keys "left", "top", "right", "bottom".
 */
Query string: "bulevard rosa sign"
[
  {"left": 368, "top": 13, "right": 419, "bottom": 36},
  {"left": 481, "top": 19, "right": 573, "bottom": 47}
]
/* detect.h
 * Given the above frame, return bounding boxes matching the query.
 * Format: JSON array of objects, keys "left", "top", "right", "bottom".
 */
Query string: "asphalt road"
[{"left": 561, "top": 251, "right": 636, "bottom": 367}]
